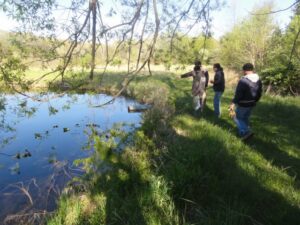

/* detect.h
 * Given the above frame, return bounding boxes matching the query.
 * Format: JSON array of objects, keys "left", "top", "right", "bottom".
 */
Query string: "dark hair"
[
  {"left": 213, "top": 63, "right": 223, "bottom": 71},
  {"left": 194, "top": 60, "right": 201, "bottom": 71},
  {"left": 194, "top": 65, "right": 201, "bottom": 71},
  {"left": 194, "top": 60, "right": 201, "bottom": 66},
  {"left": 242, "top": 63, "right": 254, "bottom": 71}
]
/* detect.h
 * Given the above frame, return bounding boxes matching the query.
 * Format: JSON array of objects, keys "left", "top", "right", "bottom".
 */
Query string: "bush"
[{"left": 260, "top": 63, "right": 300, "bottom": 95}]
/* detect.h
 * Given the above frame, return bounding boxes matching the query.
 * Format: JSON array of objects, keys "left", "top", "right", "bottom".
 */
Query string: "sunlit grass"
[{"left": 20, "top": 69, "right": 298, "bottom": 225}]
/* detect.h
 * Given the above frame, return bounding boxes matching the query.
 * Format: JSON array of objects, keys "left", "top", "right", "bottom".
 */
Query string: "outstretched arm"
[{"left": 180, "top": 71, "right": 193, "bottom": 78}]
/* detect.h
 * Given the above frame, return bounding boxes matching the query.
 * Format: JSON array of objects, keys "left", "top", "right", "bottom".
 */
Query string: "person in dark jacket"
[
  {"left": 210, "top": 63, "right": 225, "bottom": 117},
  {"left": 230, "top": 63, "right": 262, "bottom": 140}
]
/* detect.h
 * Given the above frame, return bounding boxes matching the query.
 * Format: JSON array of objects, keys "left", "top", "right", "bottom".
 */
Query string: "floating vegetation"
[
  {"left": 22, "top": 150, "right": 32, "bottom": 158},
  {"left": 86, "top": 123, "right": 100, "bottom": 128},
  {"left": 10, "top": 162, "right": 20, "bottom": 175},
  {"left": 14, "top": 150, "right": 32, "bottom": 159},
  {"left": 48, "top": 106, "right": 59, "bottom": 115},
  {"left": 63, "top": 127, "right": 70, "bottom": 132},
  {"left": 0, "top": 92, "right": 142, "bottom": 222},
  {"left": 14, "top": 153, "right": 21, "bottom": 159},
  {"left": 34, "top": 133, "right": 42, "bottom": 139},
  {"left": 48, "top": 153, "right": 58, "bottom": 164}
]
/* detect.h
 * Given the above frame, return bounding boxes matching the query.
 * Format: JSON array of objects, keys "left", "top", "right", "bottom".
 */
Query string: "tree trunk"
[
  {"left": 265, "top": 83, "right": 272, "bottom": 94},
  {"left": 90, "top": 0, "right": 97, "bottom": 80}
]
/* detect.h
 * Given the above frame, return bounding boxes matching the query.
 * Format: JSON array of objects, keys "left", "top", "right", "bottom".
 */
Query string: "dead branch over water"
[{"left": 0, "top": 160, "right": 85, "bottom": 225}]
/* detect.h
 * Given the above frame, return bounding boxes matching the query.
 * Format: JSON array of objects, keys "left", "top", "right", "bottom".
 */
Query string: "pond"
[{"left": 0, "top": 92, "right": 143, "bottom": 222}]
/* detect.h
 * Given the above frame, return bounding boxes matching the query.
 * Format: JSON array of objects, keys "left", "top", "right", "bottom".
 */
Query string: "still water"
[{"left": 0, "top": 93, "right": 142, "bottom": 222}]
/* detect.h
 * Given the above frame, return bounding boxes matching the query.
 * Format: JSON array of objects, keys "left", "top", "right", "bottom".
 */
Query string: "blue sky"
[{"left": 0, "top": 0, "right": 296, "bottom": 39}]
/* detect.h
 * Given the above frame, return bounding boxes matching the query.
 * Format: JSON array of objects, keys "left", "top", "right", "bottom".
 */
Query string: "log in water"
[{"left": 128, "top": 105, "right": 151, "bottom": 113}]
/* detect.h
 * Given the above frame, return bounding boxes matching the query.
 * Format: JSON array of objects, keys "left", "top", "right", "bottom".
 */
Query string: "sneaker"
[{"left": 241, "top": 132, "right": 254, "bottom": 141}]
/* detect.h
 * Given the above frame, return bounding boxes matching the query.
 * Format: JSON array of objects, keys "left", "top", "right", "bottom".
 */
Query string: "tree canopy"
[{"left": 0, "top": 0, "right": 221, "bottom": 89}]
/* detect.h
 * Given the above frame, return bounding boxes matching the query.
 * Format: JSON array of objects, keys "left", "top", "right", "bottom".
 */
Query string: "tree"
[
  {"left": 219, "top": 4, "right": 275, "bottom": 71},
  {"left": 154, "top": 33, "right": 217, "bottom": 69},
  {"left": 0, "top": 0, "right": 222, "bottom": 95},
  {"left": 261, "top": 5, "right": 300, "bottom": 95}
]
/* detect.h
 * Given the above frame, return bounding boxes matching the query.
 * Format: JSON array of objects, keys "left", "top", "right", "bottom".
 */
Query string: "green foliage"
[
  {"left": 219, "top": 3, "right": 300, "bottom": 95},
  {"left": 260, "top": 63, "right": 300, "bottom": 94},
  {"left": 0, "top": 42, "right": 28, "bottom": 91},
  {"left": 154, "top": 34, "right": 217, "bottom": 68},
  {"left": 48, "top": 72, "right": 300, "bottom": 225},
  {"left": 110, "top": 58, "right": 122, "bottom": 67},
  {"left": 261, "top": 10, "right": 300, "bottom": 95},
  {"left": 50, "top": 127, "right": 180, "bottom": 225},
  {"left": 0, "top": 0, "right": 56, "bottom": 32},
  {"left": 219, "top": 4, "right": 275, "bottom": 71}
]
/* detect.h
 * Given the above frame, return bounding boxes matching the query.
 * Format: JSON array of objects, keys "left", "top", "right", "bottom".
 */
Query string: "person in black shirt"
[
  {"left": 229, "top": 63, "right": 262, "bottom": 140},
  {"left": 210, "top": 63, "right": 225, "bottom": 117}
]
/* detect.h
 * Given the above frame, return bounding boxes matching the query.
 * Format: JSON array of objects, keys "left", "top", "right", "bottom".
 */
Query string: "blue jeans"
[
  {"left": 234, "top": 106, "right": 253, "bottom": 136},
  {"left": 213, "top": 92, "right": 223, "bottom": 116}
]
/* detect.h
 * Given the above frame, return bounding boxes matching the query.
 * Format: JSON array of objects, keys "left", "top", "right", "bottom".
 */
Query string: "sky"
[
  {"left": 0, "top": 0, "right": 297, "bottom": 39},
  {"left": 211, "top": 0, "right": 295, "bottom": 39}
]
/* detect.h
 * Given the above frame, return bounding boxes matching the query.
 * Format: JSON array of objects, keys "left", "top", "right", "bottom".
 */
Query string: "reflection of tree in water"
[
  {"left": 0, "top": 93, "right": 140, "bottom": 224},
  {"left": 0, "top": 93, "right": 87, "bottom": 175},
  {"left": 0, "top": 95, "right": 38, "bottom": 152},
  {"left": 0, "top": 93, "right": 81, "bottom": 150},
  {"left": 0, "top": 95, "right": 16, "bottom": 150},
  {"left": 0, "top": 94, "right": 96, "bottom": 224}
]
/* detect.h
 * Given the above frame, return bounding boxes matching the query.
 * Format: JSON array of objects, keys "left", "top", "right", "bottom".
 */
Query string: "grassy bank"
[{"left": 42, "top": 71, "right": 300, "bottom": 224}]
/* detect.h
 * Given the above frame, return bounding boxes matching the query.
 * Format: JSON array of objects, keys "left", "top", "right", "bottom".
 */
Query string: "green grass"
[
  {"left": 132, "top": 73, "right": 300, "bottom": 224},
  {"left": 40, "top": 71, "right": 300, "bottom": 224}
]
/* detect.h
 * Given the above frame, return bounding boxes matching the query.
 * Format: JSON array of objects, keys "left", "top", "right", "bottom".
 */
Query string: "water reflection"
[{"left": 0, "top": 92, "right": 142, "bottom": 222}]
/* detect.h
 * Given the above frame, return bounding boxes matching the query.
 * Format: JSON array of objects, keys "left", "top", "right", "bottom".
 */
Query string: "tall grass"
[{"left": 44, "top": 70, "right": 300, "bottom": 225}]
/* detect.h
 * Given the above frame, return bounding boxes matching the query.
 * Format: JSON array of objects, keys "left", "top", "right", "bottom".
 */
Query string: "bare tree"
[{"left": 0, "top": 0, "right": 220, "bottom": 95}]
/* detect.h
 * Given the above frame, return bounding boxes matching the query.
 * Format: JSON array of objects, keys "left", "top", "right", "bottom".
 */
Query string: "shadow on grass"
[
  {"left": 147, "top": 78, "right": 300, "bottom": 224},
  {"left": 160, "top": 115, "right": 300, "bottom": 225},
  {"left": 47, "top": 71, "right": 300, "bottom": 224},
  {"left": 94, "top": 160, "right": 148, "bottom": 225},
  {"left": 196, "top": 91, "right": 300, "bottom": 184},
  {"left": 249, "top": 100, "right": 300, "bottom": 186},
  {"left": 203, "top": 98, "right": 300, "bottom": 187}
]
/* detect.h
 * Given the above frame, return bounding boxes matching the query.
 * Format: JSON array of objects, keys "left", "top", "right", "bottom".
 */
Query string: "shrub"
[{"left": 260, "top": 63, "right": 300, "bottom": 95}]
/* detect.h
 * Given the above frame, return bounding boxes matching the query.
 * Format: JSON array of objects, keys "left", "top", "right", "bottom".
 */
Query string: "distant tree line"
[
  {"left": 1, "top": 1, "right": 300, "bottom": 95},
  {"left": 0, "top": 0, "right": 220, "bottom": 94}
]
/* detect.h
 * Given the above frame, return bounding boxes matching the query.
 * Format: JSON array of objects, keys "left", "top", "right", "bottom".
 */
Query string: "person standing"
[
  {"left": 229, "top": 63, "right": 262, "bottom": 140},
  {"left": 210, "top": 63, "right": 225, "bottom": 117},
  {"left": 181, "top": 60, "right": 209, "bottom": 112}
]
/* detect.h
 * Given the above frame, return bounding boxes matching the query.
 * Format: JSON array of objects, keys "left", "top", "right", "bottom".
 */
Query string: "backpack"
[{"left": 243, "top": 77, "right": 262, "bottom": 102}]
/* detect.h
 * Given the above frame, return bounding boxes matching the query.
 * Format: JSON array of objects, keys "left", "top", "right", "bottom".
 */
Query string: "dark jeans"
[{"left": 234, "top": 106, "right": 253, "bottom": 136}]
